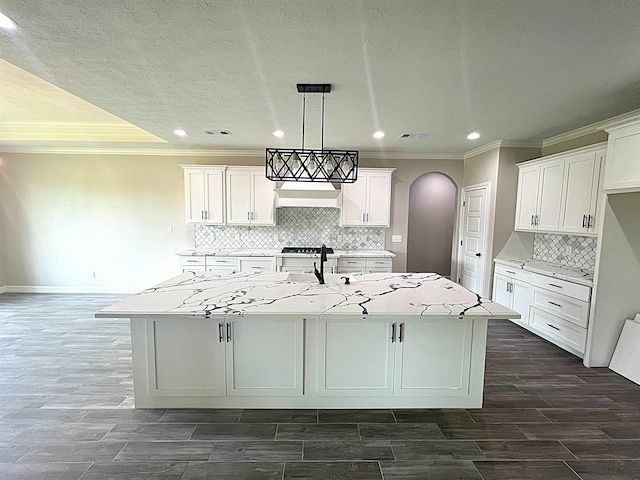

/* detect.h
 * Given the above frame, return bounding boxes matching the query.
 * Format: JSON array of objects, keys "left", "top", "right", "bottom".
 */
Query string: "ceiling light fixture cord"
[
  {"left": 301, "top": 93, "right": 306, "bottom": 150},
  {"left": 321, "top": 92, "right": 325, "bottom": 151}
]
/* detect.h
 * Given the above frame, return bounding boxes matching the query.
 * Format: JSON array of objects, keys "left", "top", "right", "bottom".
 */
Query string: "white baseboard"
[{"left": 3, "top": 285, "right": 141, "bottom": 294}]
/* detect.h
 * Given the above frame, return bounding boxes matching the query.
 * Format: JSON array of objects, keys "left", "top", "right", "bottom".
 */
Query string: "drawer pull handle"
[
  {"left": 399, "top": 322, "right": 405, "bottom": 343},
  {"left": 391, "top": 323, "right": 396, "bottom": 343},
  {"left": 582, "top": 215, "right": 587, "bottom": 228},
  {"left": 226, "top": 322, "right": 231, "bottom": 342},
  {"left": 505, "top": 270, "right": 516, "bottom": 275},
  {"left": 548, "top": 283, "right": 563, "bottom": 289},
  {"left": 215, "top": 260, "right": 228, "bottom": 263},
  {"left": 218, "top": 323, "right": 224, "bottom": 343},
  {"left": 548, "top": 301, "right": 562, "bottom": 308},
  {"left": 186, "top": 260, "right": 198, "bottom": 263},
  {"left": 547, "top": 323, "right": 561, "bottom": 331}
]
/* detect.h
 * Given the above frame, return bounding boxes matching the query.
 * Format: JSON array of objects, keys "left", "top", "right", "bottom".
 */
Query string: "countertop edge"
[{"left": 493, "top": 258, "right": 593, "bottom": 287}]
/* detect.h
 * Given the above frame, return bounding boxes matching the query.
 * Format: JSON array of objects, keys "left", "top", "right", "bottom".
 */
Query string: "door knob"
[{"left": 475, "top": 253, "right": 481, "bottom": 257}]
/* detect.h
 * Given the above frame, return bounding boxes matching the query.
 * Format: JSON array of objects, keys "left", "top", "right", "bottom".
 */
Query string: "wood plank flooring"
[{"left": 1, "top": 292, "right": 640, "bottom": 479}]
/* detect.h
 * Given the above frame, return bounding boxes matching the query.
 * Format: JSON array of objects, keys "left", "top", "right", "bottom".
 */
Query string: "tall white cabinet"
[
  {"left": 340, "top": 168, "right": 394, "bottom": 227},
  {"left": 226, "top": 167, "right": 275, "bottom": 225},
  {"left": 181, "top": 165, "right": 226, "bottom": 224}
]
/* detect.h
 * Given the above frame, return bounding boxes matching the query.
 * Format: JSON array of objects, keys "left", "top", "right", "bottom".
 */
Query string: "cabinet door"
[
  {"left": 511, "top": 278, "right": 533, "bottom": 327},
  {"left": 184, "top": 169, "right": 206, "bottom": 224},
  {"left": 515, "top": 164, "right": 540, "bottom": 230},
  {"left": 226, "top": 170, "right": 252, "bottom": 224},
  {"left": 559, "top": 153, "right": 597, "bottom": 233},
  {"left": 226, "top": 318, "right": 303, "bottom": 396},
  {"left": 341, "top": 177, "right": 367, "bottom": 226},
  {"left": 603, "top": 123, "right": 640, "bottom": 192},
  {"left": 251, "top": 171, "right": 275, "bottom": 225},
  {"left": 492, "top": 273, "right": 512, "bottom": 309},
  {"left": 587, "top": 150, "right": 605, "bottom": 234},
  {"left": 394, "top": 320, "right": 472, "bottom": 396},
  {"left": 536, "top": 159, "right": 564, "bottom": 231},
  {"left": 317, "top": 319, "right": 395, "bottom": 396},
  {"left": 203, "top": 169, "right": 225, "bottom": 224},
  {"left": 147, "top": 319, "right": 226, "bottom": 397},
  {"left": 365, "top": 172, "right": 392, "bottom": 226}
]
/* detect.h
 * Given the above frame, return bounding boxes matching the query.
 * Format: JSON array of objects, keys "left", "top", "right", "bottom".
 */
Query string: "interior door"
[{"left": 459, "top": 187, "right": 487, "bottom": 296}]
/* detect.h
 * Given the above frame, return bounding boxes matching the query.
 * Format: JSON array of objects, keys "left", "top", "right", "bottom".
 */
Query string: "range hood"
[{"left": 274, "top": 181, "right": 341, "bottom": 208}]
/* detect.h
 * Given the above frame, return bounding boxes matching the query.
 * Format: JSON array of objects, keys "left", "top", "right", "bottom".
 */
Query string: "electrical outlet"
[
  {"left": 564, "top": 245, "right": 572, "bottom": 255},
  {"left": 166, "top": 226, "right": 173, "bottom": 234},
  {"left": 392, "top": 234, "right": 402, "bottom": 243},
  {"left": 274, "top": 233, "right": 279, "bottom": 242},
  {"left": 92, "top": 271, "right": 96, "bottom": 278},
  {"left": 235, "top": 233, "right": 241, "bottom": 241},
  {"left": 336, "top": 234, "right": 343, "bottom": 243}
]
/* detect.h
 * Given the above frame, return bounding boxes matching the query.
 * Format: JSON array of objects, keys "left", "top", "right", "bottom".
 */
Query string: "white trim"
[
  {"left": 0, "top": 286, "right": 7, "bottom": 294},
  {"left": 0, "top": 145, "right": 463, "bottom": 160},
  {"left": 463, "top": 140, "right": 541, "bottom": 160},
  {"left": 3, "top": 285, "right": 140, "bottom": 294},
  {"left": 515, "top": 141, "right": 607, "bottom": 166},
  {"left": 543, "top": 108, "right": 640, "bottom": 147}
]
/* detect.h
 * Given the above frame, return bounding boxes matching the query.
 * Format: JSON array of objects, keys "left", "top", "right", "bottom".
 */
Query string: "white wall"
[
  {"left": 0, "top": 152, "right": 463, "bottom": 292},
  {"left": 586, "top": 192, "right": 640, "bottom": 366}
]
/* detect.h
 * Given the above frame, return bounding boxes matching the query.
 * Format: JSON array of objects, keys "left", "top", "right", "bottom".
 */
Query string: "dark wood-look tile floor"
[{"left": 1, "top": 293, "right": 640, "bottom": 479}]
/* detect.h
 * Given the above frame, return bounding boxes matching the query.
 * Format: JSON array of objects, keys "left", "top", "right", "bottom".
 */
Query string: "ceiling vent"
[
  {"left": 399, "top": 133, "right": 428, "bottom": 138},
  {"left": 205, "top": 130, "right": 232, "bottom": 135}
]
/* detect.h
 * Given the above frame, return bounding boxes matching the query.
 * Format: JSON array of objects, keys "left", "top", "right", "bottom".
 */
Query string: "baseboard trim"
[{"left": 3, "top": 285, "right": 140, "bottom": 294}]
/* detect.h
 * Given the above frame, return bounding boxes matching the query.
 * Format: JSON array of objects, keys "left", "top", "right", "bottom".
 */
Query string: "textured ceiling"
[{"left": 1, "top": 0, "right": 640, "bottom": 154}]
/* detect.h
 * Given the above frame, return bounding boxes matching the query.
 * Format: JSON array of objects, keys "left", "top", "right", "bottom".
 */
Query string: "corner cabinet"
[
  {"left": 340, "top": 168, "right": 394, "bottom": 227},
  {"left": 603, "top": 118, "right": 640, "bottom": 193},
  {"left": 181, "top": 165, "right": 226, "bottom": 224},
  {"left": 514, "top": 143, "right": 606, "bottom": 235},
  {"left": 226, "top": 167, "right": 275, "bottom": 225}
]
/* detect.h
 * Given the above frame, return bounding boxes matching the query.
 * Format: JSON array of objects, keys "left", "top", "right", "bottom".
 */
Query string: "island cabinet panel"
[
  {"left": 394, "top": 320, "right": 472, "bottom": 396},
  {"left": 147, "top": 319, "right": 226, "bottom": 397},
  {"left": 226, "top": 318, "right": 303, "bottom": 396},
  {"left": 317, "top": 319, "right": 395, "bottom": 396}
]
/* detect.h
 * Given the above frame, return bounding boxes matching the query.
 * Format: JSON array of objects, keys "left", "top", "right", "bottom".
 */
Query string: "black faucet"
[{"left": 313, "top": 244, "right": 328, "bottom": 284}]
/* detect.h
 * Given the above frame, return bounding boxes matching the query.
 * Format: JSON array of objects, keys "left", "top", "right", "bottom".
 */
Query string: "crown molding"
[
  {"left": 542, "top": 108, "right": 640, "bottom": 147},
  {"left": 0, "top": 122, "right": 165, "bottom": 143},
  {"left": 463, "top": 140, "right": 542, "bottom": 159},
  {"left": 0, "top": 145, "right": 464, "bottom": 160}
]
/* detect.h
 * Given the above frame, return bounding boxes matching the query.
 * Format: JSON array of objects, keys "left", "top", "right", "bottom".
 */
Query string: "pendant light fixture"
[{"left": 266, "top": 84, "right": 358, "bottom": 183}]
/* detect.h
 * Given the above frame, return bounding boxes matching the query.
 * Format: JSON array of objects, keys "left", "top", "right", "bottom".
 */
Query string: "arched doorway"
[{"left": 407, "top": 172, "right": 457, "bottom": 276}]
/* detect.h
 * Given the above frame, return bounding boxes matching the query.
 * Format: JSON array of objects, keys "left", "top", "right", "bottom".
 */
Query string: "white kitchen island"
[{"left": 96, "top": 272, "right": 518, "bottom": 408}]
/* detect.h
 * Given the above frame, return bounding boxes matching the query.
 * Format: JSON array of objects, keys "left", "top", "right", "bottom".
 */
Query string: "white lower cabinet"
[
  {"left": 146, "top": 317, "right": 303, "bottom": 399},
  {"left": 337, "top": 257, "right": 393, "bottom": 274},
  {"left": 317, "top": 318, "right": 473, "bottom": 398},
  {"left": 492, "top": 262, "right": 591, "bottom": 357},
  {"left": 237, "top": 257, "right": 275, "bottom": 273},
  {"left": 492, "top": 264, "right": 533, "bottom": 328}
]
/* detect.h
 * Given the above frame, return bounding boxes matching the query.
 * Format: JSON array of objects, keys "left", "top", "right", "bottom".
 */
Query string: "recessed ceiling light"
[
  {"left": 373, "top": 131, "right": 385, "bottom": 139},
  {"left": 0, "top": 12, "right": 17, "bottom": 31},
  {"left": 467, "top": 132, "right": 480, "bottom": 140},
  {"left": 173, "top": 129, "right": 187, "bottom": 137},
  {"left": 273, "top": 130, "right": 285, "bottom": 138}
]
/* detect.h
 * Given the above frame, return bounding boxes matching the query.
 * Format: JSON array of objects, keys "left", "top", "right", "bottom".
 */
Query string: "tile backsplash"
[
  {"left": 533, "top": 233, "right": 597, "bottom": 271},
  {"left": 195, "top": 207, "right": 385, "bottom": 250}
]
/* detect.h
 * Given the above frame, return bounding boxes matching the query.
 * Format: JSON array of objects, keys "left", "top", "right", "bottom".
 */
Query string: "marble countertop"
[
  {"left": 177, "top": 249, "right": 396, "bottom": 258},
  {"left": 494, "top": 258, "right": 593, "bottom": 287},
  {"left": 96, "top": 271, "right": 518, "bottom": 320}
]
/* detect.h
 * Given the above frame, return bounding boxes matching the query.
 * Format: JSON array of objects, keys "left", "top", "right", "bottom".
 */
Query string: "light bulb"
[
  {"left": 323, "top": 153, "right": 335, "bottom": 177},
  {"left": 290, "top": 152, "right": 301, "bottom": 171},
  {"left": 307, "top": 152, "right": 318, "bottom": 176},
  {"left": 274, "top": 153, "right": 284, "bottom": 173}
]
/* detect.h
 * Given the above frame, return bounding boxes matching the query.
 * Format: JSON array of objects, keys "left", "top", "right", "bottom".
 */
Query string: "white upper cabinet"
[
  {"left": 515, "top": 143, "right": 605, "bottom": 235},
  {"left": 226, "top": 167, "right": 275, "bottom": 225},
  {"left": 603, "top": 118, "right": 640, "bottom": 193},
  {"left": 181, "top": 165, "right": 226, "bottom": 224},
  {"left": 515, "top": 159, "right": 563, "bottom": 231},
  {"left": 559, "top": 148, "right": 605, "bottom": 234},
  {"left": 340, "top": 168, "right": 394, "bottom": 227}
]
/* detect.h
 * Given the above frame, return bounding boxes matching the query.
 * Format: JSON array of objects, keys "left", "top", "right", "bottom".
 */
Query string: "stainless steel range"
[
  {"left": 281, "top": 247, "right": 335, "bottom": 254},
  {"left": 280, "top": 247, "right": 336, "bottom": 273}
]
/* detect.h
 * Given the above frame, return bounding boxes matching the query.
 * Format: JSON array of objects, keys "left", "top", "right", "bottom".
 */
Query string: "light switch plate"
[
  {"left": 564, "top": 245, "right": 572, "bottom": 255},
  {"left": 392, "top": 235, "right": 402, "bottom": 243}
]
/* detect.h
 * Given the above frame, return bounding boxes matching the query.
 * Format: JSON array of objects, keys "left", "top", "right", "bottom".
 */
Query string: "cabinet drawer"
[
  {"left": 532, "top": 287, "right": 589, "bottom": 328},
  {"left": 338, "top": 258, "right": 366, "bottom": 268},
  {"left": 529, "top": 274, "right": 590, "bottom": 302},
  {"left": 205, "top": 257, "right": 237, "bottom": 268},
  {"left": 237, "top": 257, "right": 275, "bottom": 273},
  {"left": 494, "top": 264, "right": 531, "bottom": 282},
  {"left": 182, "top": 266, "right": 206, "bottom": 273},
  {"left": 206, "top": 267, "right": 236, "bottom": 275},
  {"left": 366, "top": 258, "right": 392, "bottom": 270},
  {"left": 530, "top": 307, "right": 587, "bottom": 353},
  {"left": 180, "top": 256, "right": 206, "bottom": 267}
]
